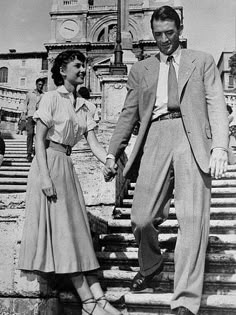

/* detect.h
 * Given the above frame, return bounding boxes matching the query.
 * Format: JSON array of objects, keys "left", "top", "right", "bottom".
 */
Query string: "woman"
[{"left": 18, "top": 50, "right": 120, "bottom": 315}]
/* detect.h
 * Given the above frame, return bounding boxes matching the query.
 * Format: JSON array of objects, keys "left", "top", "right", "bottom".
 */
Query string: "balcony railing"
[{"left": 63, "top": 0, "right": 78, "bottom": 6}]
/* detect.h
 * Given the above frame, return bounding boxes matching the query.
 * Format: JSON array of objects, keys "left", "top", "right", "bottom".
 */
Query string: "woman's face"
[{"left": 62, "top": 57, "right": 86, "bottom": 87}]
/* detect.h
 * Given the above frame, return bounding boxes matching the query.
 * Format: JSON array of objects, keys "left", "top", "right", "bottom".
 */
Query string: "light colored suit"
[{"left": 108, "top": 49, "right": 228, "bottom": 314}]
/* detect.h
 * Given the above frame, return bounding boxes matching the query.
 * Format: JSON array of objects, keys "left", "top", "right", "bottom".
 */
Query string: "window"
[
  {"left": 228, "top": 74, "right": 234, "bottom": 88},
  {"left": 42, "top": 57, "right": 48, "bottom": 70},
  {"left": 0, "top": 67, "right": 8, "bottom": 83},
  {"left": 20, "top": 77, "right": 26, "bottom": 87}
]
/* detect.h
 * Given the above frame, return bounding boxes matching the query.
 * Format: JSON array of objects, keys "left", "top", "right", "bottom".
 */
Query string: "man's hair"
[
  {"left": 150, "top": 5, "right": 181, "bottom": 30},
  {"left": 78, "top": 86, "right": 90, "bottom": 100},
  {"left": 227, "top": 105, "right": 233, "bottom": 115},
  {"left": 36, "top": 78, "right": 45, "bottom": 85}
]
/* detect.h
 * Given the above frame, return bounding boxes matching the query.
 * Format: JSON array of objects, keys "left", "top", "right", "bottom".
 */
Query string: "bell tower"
[{"left": 49, "top": 0, "right": 88, "bottom": 43}]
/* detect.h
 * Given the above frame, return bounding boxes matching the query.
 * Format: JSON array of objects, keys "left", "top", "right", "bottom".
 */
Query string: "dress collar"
[{"left": 57, "top": 85, "right": 73, "bottom": 94}]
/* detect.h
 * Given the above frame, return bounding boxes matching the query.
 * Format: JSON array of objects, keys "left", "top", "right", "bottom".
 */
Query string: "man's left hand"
[{"left": 209, "top": 148, "right": 228, "bottom": 179}]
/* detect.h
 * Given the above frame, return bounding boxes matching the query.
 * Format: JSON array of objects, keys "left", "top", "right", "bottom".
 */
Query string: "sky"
[{"left": 0, "top": 0, "right": 235, "bottom": 63}]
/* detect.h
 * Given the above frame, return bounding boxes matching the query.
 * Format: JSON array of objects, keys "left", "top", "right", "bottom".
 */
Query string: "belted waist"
[
  {"left": 153, "top": 111, "right": 182, "bottom": 122},
  {"left": 48, "top": 141, "right": 72, "bottom": 156}
]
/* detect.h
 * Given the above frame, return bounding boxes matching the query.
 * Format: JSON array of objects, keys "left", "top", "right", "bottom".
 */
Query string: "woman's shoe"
[
  {"left": 82, "top": 297, "right": 112, "bottom": 315},
  {"left": 96, "top": 295, "right": 122, "bottom": 315}
]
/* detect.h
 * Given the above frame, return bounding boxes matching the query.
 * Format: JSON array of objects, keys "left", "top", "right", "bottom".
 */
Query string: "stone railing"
[
  {"left": 88, "top": 4, "right": 142, "bottom": 11},
  {"left": 225, "top": 91, "right": 236, "bottom": 109},
  {"left": 0, "top": 85, "right": 27, "bottom": 112},
  {"left": 0, "top": 85, "right": 27, "bottom": 133},
  {"left": 63, "top": 0, "right": 78, "bottom": 6}
]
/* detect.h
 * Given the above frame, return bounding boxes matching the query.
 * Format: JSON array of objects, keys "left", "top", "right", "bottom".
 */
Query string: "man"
[
  {"left": 24, "top": 78, "right": 45, "bottom": 162},
  {"left": 0, "top": 132, "right": 5, "bottom": 166},
  {"left": 104, "top": 6, "right": 228, "bottom": 315}
]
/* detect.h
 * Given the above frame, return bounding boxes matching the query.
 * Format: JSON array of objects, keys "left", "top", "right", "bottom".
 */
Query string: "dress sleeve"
[
  {"left": 33, "top": 92, "right": 54, "bottom": 128},
  {"left": 85, "top": 101, "right": 97, "bottom": 132}
]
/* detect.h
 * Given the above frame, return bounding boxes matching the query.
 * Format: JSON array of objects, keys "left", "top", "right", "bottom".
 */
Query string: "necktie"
[{"left": 167, "top": 55, "right": 180, "bottom": 111}]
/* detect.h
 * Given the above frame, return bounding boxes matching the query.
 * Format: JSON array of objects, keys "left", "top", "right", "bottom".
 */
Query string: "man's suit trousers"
[{"left": 131, "top": 117, "right": 211, "bottom": 314}]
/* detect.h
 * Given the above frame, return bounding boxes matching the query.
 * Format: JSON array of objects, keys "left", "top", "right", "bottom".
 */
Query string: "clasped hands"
[{"left": 103, "top": 158, "right": 118, "bottom": 182}]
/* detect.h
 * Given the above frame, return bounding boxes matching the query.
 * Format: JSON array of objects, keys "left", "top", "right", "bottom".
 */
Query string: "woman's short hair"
[
  {"left": 51, "top": 50, "right": 86, "bottom": 86},
  {"left": 150, "top": 5, "right": 181, "bottom": 30}
]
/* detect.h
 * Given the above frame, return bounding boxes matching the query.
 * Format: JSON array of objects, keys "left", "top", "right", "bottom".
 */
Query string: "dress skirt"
[{"left": 18, "top": 147, "right": 100, "bottom": 274}]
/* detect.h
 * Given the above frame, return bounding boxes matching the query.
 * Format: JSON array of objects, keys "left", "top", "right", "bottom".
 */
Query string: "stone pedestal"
[{"left": 100, "top": 75, "right": 128, "bottom": 123}]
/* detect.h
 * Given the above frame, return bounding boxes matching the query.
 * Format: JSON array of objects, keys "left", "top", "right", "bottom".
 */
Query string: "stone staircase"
[
  {"left": 0, "top": 137, "right": 30, "bottom": 193},
  {"left": 92, "top": 151, "right": 236, "bottom": 315},
  {"left": 2, "top": 137, "right": 236, "bottom": 314}
]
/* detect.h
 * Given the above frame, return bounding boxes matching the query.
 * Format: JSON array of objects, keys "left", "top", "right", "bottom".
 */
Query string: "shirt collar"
[
  {"left": 57, "top": 85, "right": 75, "bottom": 105},
  {"left": 160, "top": 45, "right": 181, "bottom": 65},
  {"left": 32, "top": 89, "right": 44, "bottom": 95},
  {"left": 75, "top": 97, "right": 89, "bottom": 112}
]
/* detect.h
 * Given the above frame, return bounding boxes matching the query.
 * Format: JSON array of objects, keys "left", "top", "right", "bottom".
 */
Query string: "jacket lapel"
[
  {"left": 143, "top": 54, "right": 160, "bottom": 89},
  {"left": 178, "top": 49, "right": 196, "bottom": 99}
]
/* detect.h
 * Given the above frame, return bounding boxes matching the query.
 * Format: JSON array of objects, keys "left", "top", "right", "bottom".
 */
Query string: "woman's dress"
[{"left": 18, "top": 85, "right": 100, "bottom": 274}]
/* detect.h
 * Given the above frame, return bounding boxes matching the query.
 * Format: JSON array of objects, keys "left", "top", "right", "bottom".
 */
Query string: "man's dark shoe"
[
  {"left": 177, "top": 307, "right": 194, "bottom": 315},
  {"left": 131, "top": 263, "right": 163, "bottom": 291}
]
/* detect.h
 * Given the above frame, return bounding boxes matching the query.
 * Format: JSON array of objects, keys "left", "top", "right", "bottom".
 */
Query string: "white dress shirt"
[{"left": 152, "top": 46, "right": 182, "bottom": 120}]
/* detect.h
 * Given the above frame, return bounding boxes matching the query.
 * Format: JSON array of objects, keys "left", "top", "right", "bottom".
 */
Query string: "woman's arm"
[
  {"left": 85, "top": 129, "right": 107, "bottom": 164},
  {"left": 35, "top": 119, "right": 56, "bottom": 197}
]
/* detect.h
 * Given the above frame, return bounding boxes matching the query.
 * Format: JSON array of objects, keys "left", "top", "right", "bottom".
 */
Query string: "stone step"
[
  {"left": 2, "top": 161, "right": 31, "bottom": 167},
  {"left": 3, "top": 157, "right": 32, "bottom": 162},
  {"left": 59, "top": 289, "right": 236, "bottom": 314},
  {"left": 4, "top": 153, "right": 30, "bottom": 158},
  {"left": 123, "top": 292, "right": 236, "bottom": 315},
  {"left": 99, "top": 233, "right": 236, "bottom": 250},
  {"left": 98, "top": 269, "right": 236, "bottom": 295},
  {"left": 0, "top": 166, "right": 30, "bottom": 171},
  {"left": 0, "top": 184, "right": 27, "bottom": 192},
  {"left": 5, "top": 150, "right": 27, "bottom": 154},
  {"left": 122, "top": 198, "right": 236, "bottom": 207},
  {"left": 96, "top": 251, "right": 236, "bottom": 274},
  {"left": 129, "top": 179, "right": 236, "bottom": 189},
  {"left": 127, "top": 187, "right": 236, "bottom": 197},
  {"left": 0, "top": 171, "right": 29, "bottom": 177},
  {"left": 113, "top": 207, "right": 236, "bottom": 220},
  {"left": 107, "top": 219, "right": 236, "bottom": 234},
  {"left": 0, "top": 177, "right": 27, "bottom": 184}
]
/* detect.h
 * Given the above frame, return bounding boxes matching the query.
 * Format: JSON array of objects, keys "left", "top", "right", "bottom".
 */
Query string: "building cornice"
[{"left": 0, "top": 51, "right": 47, "bottom": 59}]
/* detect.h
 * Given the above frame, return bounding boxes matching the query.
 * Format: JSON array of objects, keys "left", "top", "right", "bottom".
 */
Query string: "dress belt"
[
  {"left": 153, "top": 111, "right": 182, "bottom": 122},
  {"left": 48, "top": 141, "right": 72, "bottom": 156}
]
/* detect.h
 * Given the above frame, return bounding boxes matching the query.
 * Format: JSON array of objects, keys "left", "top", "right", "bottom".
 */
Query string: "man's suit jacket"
[{"left": 108, "top": 49, "right": 229, "bottom": 178}]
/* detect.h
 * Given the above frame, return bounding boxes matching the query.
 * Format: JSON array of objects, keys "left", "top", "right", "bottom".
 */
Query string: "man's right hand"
[{"left": 103, "top": 158, "right": 118, "bottom": 182}]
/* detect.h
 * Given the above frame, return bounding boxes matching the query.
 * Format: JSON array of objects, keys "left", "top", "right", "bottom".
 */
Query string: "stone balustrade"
[
  {"left": 225, "top": 92, "right": 236, "bottom": 109},
  {"left": 0, "top": 85, "right": 27, "bottom": 133},
  {"left": 0, "top": 85, "right": 27, "bottom": 112}
]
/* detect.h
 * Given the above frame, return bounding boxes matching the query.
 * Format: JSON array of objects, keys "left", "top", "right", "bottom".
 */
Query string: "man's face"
[
  {"left": 36, "top": 81, "right": 44, "bottom": 92},
  {"left": 152, "top": 19, "right": 182, "bottom": 56}
]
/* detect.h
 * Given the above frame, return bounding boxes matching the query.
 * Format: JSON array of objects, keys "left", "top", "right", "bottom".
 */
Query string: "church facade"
[{"left": 45, "top": 0, "right": 185, "bottom": 91}]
